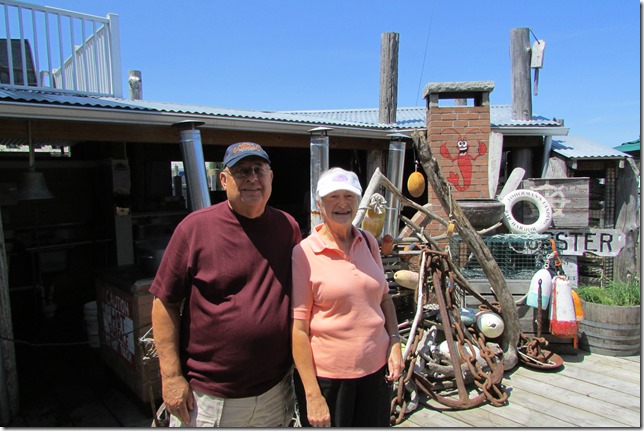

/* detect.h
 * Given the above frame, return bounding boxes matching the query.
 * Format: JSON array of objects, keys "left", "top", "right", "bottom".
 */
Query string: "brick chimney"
[{"left": 422, "top": 81, "right": 495, "bottom": 226}]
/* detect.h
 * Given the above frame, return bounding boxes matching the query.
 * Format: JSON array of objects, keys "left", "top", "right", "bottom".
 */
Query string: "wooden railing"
[{"left": 0, "top": 0, "right": 122, "bottom": 97}]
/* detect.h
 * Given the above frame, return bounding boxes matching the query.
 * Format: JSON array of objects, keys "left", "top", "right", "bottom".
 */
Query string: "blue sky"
[{"left": 19, "top": 0, "right": 641, "bottom": 147}]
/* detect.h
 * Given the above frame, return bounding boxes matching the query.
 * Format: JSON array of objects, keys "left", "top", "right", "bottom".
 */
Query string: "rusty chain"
[{"left": 390, "top": 247, "right": 509, "bottom": 422}]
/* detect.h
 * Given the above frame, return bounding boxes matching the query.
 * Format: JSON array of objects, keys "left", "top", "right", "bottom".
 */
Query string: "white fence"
[{"left": 0, "top": 0, "right": 122, "bottom": 97}]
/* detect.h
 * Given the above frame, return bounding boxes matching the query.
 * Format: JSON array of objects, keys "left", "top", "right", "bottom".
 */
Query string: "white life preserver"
[{"left": 501, "top": 189, "right": 552, "bottom": 234}]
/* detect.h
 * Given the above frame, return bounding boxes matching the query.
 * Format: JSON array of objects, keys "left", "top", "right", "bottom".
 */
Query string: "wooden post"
[
  {"left": 371, "top": 32, "right": 399, "bottom": 200},
  {"left": 510, "top": 28, "right": 532, "bottom": 121},
  {"left": 129, "top": 70, "right": 142, "bottom": 100},
  {"left": 614, "top": 158, "right": 640, "bottom": 280},
  {"left": 0, "top": 210, "right": 18, "bottom": 423},
  {"left": 509, "top": 29, "right": 534, "bottom": 183},
  {"left": 379, "top": 32, "right": 399, "bottom": 124},
  {"left": 412, "top": 130, "right": 520, "bottom": 370}
]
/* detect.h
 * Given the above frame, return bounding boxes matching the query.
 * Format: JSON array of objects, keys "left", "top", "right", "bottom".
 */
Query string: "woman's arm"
[
  {"left": 380, "top": 295, "right": 404, "bottom": 381},
  {"left": 292, "top": 318, "right": 331, "bottom": 427}
]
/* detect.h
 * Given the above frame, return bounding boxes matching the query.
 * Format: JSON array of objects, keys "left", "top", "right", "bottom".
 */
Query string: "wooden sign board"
[
  {"left": 544, "top": 228, "right": 625, "bottom": 257},
  {"left": 523, "top": 178, "right": 589, "bottom": 228},
  {"left": 560, "top": 255, "right": 578, "bottom": 289}
]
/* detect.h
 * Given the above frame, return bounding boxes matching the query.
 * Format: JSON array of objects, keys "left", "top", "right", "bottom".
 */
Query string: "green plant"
[{"left": 576, "top": 278, "right": 641, "bottom": 306}]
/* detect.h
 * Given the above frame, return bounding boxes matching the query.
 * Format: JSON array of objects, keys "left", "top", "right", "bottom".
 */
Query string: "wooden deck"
[
  {"left": 8, "top": 324, "right": 639, "bottom": 427},
  {"left": 396, "top": 352, "right": 640, "bottom": 428}
]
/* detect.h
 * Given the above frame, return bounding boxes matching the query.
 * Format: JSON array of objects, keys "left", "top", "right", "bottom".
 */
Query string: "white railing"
[{"left": 0, "top": 0, "right": 122, "bottom": 97}]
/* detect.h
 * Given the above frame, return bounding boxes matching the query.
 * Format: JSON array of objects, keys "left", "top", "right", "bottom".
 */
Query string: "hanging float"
[
  {"left": 549, "top": 275, "right": 578, "bottom": 337},
  {"left": 526, "top": 268, "right": 552, "bottom": 309}
]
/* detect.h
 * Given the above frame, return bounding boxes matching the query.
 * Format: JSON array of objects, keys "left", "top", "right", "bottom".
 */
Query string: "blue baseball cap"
[{"left": 223, "top": 142, "right": 271, "bottom": 167}]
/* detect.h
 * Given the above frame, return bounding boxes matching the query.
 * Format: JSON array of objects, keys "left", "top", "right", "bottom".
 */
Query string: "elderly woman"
[{"left": 291, "top": 167, "right": 404, "bottom": 427}]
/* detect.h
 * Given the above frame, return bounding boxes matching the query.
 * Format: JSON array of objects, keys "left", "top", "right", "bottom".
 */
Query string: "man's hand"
[{"left": 162, "top": 375, "right": 194, "bottom": 425}]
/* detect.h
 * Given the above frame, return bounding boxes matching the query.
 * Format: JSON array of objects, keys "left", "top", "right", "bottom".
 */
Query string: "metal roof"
[
  {"left": 613, "top": 139, "right": 640, "bottom": 154},
  {"left": 551, "top": 135, "right": 630, "bottom": 160},
  {"left": 277, "top": 107, "right": 427, "bottom": 129},
  {"left": 2, "top": 88, "right": 622, "bottom": 162},
  {"left": 280, "top": 105, "right": 563, "bottom": 129},
  {"left": 0, "top": 88, "right": 562, "bottom": 130},
  {"left": 0, "top": 88, "right": 389, "bottom": 130}
]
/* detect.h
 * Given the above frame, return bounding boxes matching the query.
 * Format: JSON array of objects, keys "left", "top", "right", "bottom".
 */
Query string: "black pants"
[{"left": 294, "top": 366, "right": 392, "bottom": 427}]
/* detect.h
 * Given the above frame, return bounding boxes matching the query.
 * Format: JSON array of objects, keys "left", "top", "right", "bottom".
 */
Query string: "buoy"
[
  {"left": 476, "top": 311, "right": 505, "bottom": 339},
  {"left": 438, "top": 340, "right": 481, "bottom": 361},
  {"left": 549, "top": 275, "right": 578, "bottom": 337},
  {"left": 501, "top": 189, "right": 553, "bottom": 234},
  {"left": 571, "top": 289, "right": 584, "bottom": 321},
  {"left": 394, "top": 269, "right": 419, "bottom": 289},
  {"left": 361, "top": 193, "right": 387, "bottom": 238},
  {"left": 458, "top": 308, "right": 477, "bottom": 327},
  {"left": 407, "top": 171, "right": 426, "bottom": 198},
  {"left": 526, "top": 268, "right": 552, "bottom": 309},
  {"left": 381, "top": 234, "right": 394, "bottom": 255}
]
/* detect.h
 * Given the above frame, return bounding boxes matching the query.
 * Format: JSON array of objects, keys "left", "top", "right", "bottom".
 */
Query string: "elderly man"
[{"left": 150, "top": 142, "right": 302, "bottom": 427}]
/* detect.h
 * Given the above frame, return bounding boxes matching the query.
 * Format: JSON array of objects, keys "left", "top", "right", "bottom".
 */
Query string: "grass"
[{"left": 576, "top": 278, "right": 641, "bottom": 307}]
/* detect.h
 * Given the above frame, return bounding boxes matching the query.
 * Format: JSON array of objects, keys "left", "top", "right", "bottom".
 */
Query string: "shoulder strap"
[{"left": 359, "top": 228, "right": 376, "bottom": 257}]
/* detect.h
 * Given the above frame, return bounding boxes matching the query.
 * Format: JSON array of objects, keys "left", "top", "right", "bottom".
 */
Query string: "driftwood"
[
  {"left": 412, "top": 130, "right": 519, "bottom": 370},
  {"left": 354, "top": 155, "right": 520, "bottom": 371},
  {"left": 354, "top": 169, "right": 499, "bottom": 313}
]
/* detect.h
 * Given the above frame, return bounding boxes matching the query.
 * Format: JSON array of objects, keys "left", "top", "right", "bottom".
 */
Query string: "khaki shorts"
[{"left": 169, "top": 370, "right": 294, "bottom": 427}]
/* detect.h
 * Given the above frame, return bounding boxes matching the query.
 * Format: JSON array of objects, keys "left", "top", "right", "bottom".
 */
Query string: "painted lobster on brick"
[{"left": 439, "top": 128, "right": 487, "bottom": 191}]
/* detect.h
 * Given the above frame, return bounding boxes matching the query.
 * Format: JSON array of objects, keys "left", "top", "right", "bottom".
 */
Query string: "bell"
[{"left": 16, "top": 171, "right": 54, "bottom": 200}]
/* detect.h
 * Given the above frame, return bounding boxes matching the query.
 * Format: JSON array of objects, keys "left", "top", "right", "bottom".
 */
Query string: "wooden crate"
[
  {"left": 95, "top": 270, "right": 161, "bottom": 403},
  {"left": 523, "top": 178, "right": 589, "bottom": 228}
]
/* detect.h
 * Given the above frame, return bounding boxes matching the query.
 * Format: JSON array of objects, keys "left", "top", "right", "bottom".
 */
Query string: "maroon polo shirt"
[{"left": 150, "top": 201, "right": 302, "bottom": 398}]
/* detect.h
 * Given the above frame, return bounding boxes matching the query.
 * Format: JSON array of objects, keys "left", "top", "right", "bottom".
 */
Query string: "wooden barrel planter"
[{"left": 578, "top": 300, "right": 641, "bottom": 356}]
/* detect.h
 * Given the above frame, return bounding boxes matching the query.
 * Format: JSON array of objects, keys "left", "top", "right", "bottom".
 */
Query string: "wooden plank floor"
[
  {"left": 8, "top": 307, "right": 639, "bottom": 428},
  {"left": 397, "top": 352, "right": 640, "bottom": 428}
]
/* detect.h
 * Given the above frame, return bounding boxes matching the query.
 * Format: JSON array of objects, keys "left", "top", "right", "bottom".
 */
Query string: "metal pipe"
[
  {"left": 173, "top": 121, "right": 210, "bottom": 211},
  {"left": 383, "top": 134, "right": 407, "bottom": 236},
  {"left": 309, "top": 127, "right": 331, "bottom": 232},
  {"left": 541, "top": 135, "right": 553, "bottom": 177}
]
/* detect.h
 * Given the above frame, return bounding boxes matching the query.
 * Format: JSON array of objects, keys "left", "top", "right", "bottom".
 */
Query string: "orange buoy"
[
  {"left": 381, "top": 234, "right": 394, "bottom": 255},
  {"left": 571, "top": 289, "right": 584, "bottom": 321}
]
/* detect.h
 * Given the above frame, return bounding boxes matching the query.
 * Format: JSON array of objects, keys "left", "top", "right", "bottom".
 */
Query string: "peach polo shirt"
[{"left": 291, "top": 224, "right": 390, "bottom": 379}]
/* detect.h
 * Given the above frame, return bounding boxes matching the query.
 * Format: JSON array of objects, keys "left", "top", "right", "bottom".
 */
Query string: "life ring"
[{"left": 501, "top": 189, "right": 552, "bottom": 234}]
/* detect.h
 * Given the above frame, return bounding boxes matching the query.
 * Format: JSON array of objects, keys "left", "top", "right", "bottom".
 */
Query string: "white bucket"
[{"left": 83, "top": 301, "right": 100, "bottom": 348}]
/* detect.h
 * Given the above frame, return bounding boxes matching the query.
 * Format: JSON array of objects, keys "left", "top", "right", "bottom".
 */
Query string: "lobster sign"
[{"left": 439, "top": 128, "right": 487, "bottom": 191}]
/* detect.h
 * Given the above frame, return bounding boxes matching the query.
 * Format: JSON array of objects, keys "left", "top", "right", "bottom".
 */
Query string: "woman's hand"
[
  {"left": 306, "top": 393, "right": 331, "bottom": 427},
  {"left": 386, "top": 338, "right": 405, "bottom": 381}
]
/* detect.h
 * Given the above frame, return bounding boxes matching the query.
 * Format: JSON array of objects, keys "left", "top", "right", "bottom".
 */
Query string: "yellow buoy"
[
  {"left": 407, "top": 171, "right": 426, "bottom": 198},
  {"left": 394, "top": 270, "right": 419, "bottom": 289},
  {"left": 361, "top": 193, "right": 387, "bottom": 238}
]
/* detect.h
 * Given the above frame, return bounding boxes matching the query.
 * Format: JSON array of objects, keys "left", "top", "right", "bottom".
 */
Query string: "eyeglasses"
[{"left": 225, "top": 166, "right": 271, "bottom": 179}]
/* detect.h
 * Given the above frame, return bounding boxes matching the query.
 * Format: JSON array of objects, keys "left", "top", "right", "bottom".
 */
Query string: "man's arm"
[{"left": 151, "top": 297, "right": 193, "bottom": 424}]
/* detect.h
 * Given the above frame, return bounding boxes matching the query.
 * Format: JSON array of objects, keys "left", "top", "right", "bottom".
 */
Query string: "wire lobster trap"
[{"left": 448, "top": 233, "right": 555, "bottom": 280}]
